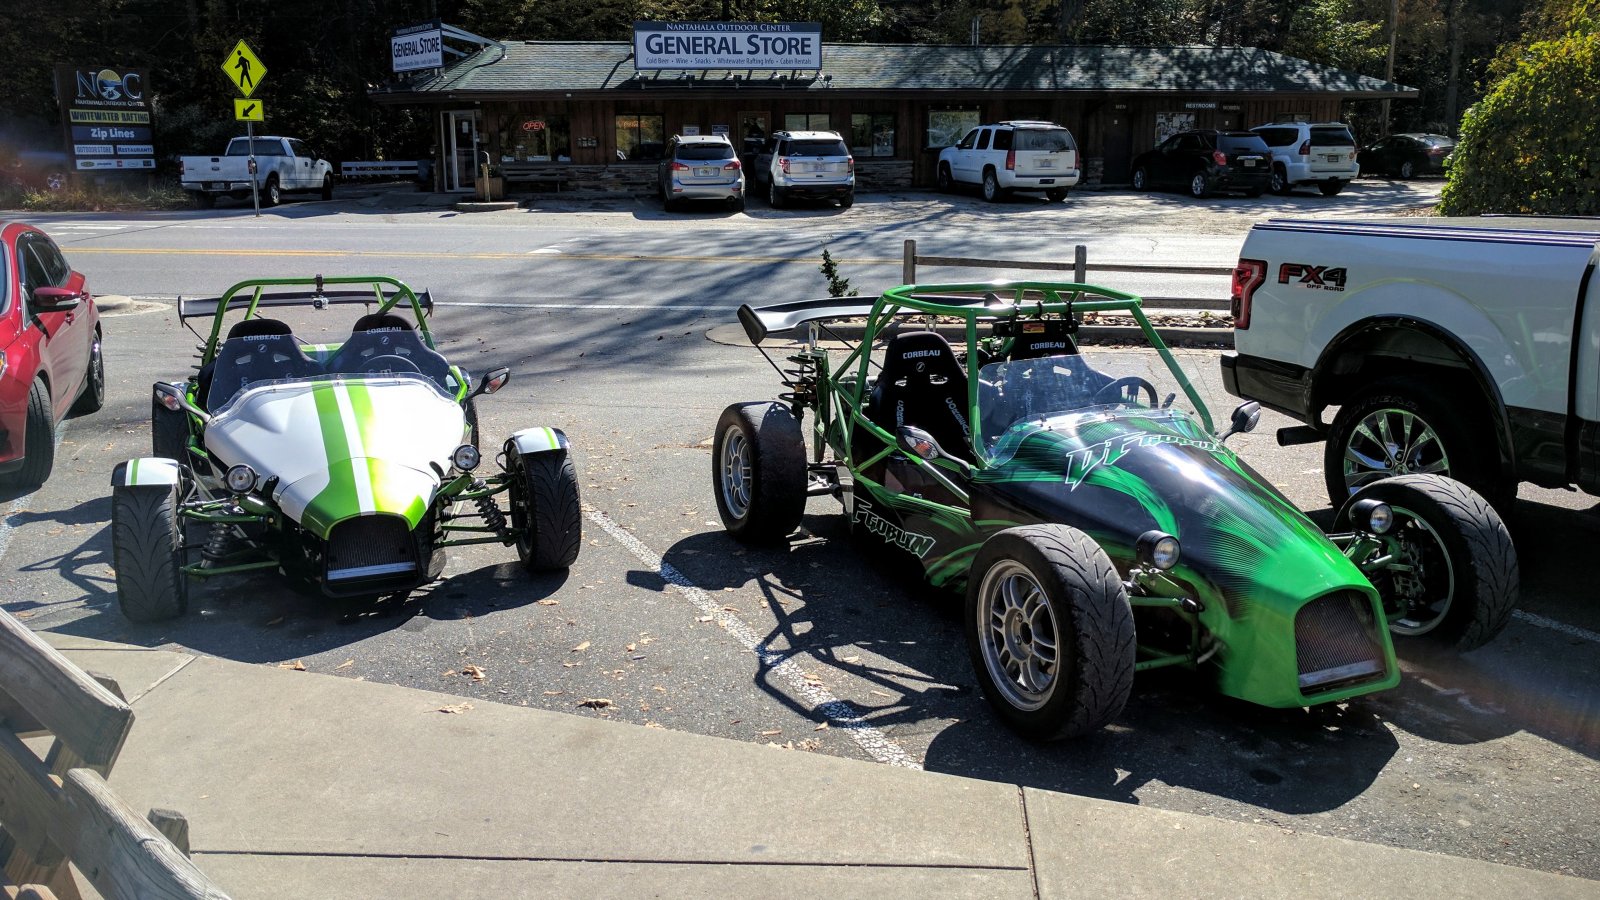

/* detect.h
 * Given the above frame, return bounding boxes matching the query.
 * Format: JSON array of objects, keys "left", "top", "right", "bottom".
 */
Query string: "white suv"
[
  {"left": 937, "top": 121, "right": 1080, "bottom": 202},
  {"left": 1249, "top": 123, "right": 1360, "bottom": 196},
  {"left": 753, "top": 131, "right": 855, "bottom": 209}
]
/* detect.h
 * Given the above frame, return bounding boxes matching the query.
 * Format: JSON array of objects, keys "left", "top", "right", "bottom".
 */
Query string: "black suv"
[{"left": 1130, "top": 130, "right": 1272, "bottom": 198}]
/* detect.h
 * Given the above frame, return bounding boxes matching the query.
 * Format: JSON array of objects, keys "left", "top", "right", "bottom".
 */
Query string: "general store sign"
[
  {"left": 392, "top": 23, "right": 444, "bottom": 72},
  {"left": 632, "top": 21, "right": 821, "bottom": 70}
]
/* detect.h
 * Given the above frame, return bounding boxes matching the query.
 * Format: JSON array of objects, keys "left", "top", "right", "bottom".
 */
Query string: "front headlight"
[
  {"left": 225, "top": 464, "right": 257, "bottom": 493},
  {"left": 1351, "top": 499, "right": 1394, "bottom": 535},
  {"left": 452, "top": 444, "right": 481, "bottom": 471},
  {"left": 1136, "top": 530, "right": 1181, "bottom": 571}
]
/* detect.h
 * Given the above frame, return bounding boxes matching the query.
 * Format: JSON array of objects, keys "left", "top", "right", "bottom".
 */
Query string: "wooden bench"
[
  {"left": 0, "top": 610, "right": 228, "bottom": 899},
  {"left": 500, "top": 163, "right": 569, "bottom": 191},
  {"left": 339, "top": 160, "right": 422, "bottom": 180}
]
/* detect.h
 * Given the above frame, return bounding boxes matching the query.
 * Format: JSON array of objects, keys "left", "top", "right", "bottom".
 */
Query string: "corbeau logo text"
[
  {"left": 852, "top": 499, "right": 936, "bottom": 557},
  {"left": 1277, "top": 262, "right": 1347, "bottom": 291}
]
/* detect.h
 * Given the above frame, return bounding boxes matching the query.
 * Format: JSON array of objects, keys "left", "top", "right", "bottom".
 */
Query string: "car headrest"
[
  {"left": 1008, "top": 320, "right": 1079, "bottom": 361},
  {"left": 352, "top": 313, "right": 413, "bottom": 332},
  {"left": 881, "top": 331, "right": 963, "bottom": 371},
  {"left": 227, "top": 317, "right": 293, "bottom": 339}
]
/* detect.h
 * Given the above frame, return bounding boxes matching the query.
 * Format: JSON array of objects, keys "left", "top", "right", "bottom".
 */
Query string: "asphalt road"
[{"left": 6, "top": 180, "right": 1599, "bottom": 881}]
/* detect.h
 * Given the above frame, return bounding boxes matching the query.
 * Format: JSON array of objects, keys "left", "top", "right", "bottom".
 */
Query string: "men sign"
[
  {"left": 222, "top": 40, "right": 266, "bottom": 98},
  {"left": 234, "top": 98, "right": 264, "bottom": 122}
]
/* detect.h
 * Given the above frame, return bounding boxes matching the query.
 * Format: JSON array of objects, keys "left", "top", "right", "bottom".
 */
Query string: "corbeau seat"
[
  {"left": 868, "top": 330, "right": 975, "bottom": 462},
  {"left": 1007, "top": 320, "right": 1080, "bottom": 361},
  {"left": 325, "top": 313, "right": 452, "bottom": 389},
  {"left": 205, "top": 318, "right": 321, "bottom": 411}
]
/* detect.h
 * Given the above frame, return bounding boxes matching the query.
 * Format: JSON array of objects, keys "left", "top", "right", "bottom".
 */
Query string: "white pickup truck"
[
  {"left": 1222, "top": 217, "right": 1600, "bottom": 510},
  {"left": 179, "top": 136, "right": 333, "bottom": 208}
]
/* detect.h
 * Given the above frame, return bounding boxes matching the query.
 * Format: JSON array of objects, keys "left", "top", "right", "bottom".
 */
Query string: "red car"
[{"left": 0, "top": 221, "right": 103, "bottom": 488}]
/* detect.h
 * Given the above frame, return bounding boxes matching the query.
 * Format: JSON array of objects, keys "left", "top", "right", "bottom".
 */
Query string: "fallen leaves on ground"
[
  {"left": 625, "top": 642, "right": 636, "bottom": 652},
  {"left": 437, "top": 703, "right": 474, "bottom": 714},
  {"left": 462, "top": 665, "right": 487, "bottom": 682},
  {"left": 277, "top": 660, "right": 306, "bottom": 671},
  {"left": 571, "top": 640, "right": 591, "bottom": 652},
  {"left": 759, "top": 728, "right": 782, "bottom": 736},
  {"left": 335, "top": 659, "right": 354, "bottom": 670},
  {"left": 814, "top": 722, "right": 829, "bottom": 731},
  {"left": 577, "top": 698, "right": 614, "bottom": 709},
  {"left": 536, "top": 598, "right": 560, "bottom": 606}
]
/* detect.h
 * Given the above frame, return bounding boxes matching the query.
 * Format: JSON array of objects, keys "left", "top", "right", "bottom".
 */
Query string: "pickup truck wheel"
[
  {"left": 1342, "top": 475, "right": 1517, "bottom": 653},
  {"left": 1188, "top": 173, "right": 1211, "bottom": 198},
  {"left": 1324, "top": 378, "right": 1508, "bottom": 510},
  {"left": 937, "top": 163, "right": 953, "bottom": 192},
  {"left": 1319, "top": 180, "right": 1345, "bottom": 196},
  {"left": 982, "top": 168, "right": 1003, "bottom": 202},
  {"left": 712, "top": 402, "right": 806, "bottom": 543},
  {"left": 1269, "top": 165, "right": 1291, "bottom": 195},
  {"left": 262, "top": 175, "right": 280, "bottom": 207},
  {"left": 320, "top": 176, "right": 334, "bottom": 201},
  {"left": 967, "top": 525, "right": 1135, "bottom": 740},
  {"left": 191, "top": 191, "right": 214, "bottom": 209},
  {"left": 1131, "top": 167, "right": 1149, "bottom": 191},
  {"left": 112, "top": 482, "right": 189, "bottom": 623},
  {"left": 1, "top": 379, "right": 54, "bottom": 490}
]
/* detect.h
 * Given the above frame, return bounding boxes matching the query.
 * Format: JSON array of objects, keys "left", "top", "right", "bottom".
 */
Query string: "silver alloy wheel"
[
  {"left": 1385, "top": 506, "right": 1456, "bottom": 634},
  {"left": 983, "top": 170, "right": 999, "bottom": 201},
  {"left": 1270, "top": 168, "right": 1286, "bottom": 193},
  {"left": 1341, "top": 407, "right": 1450, "bottom": 496},
  {"left": 1399, "top": 160, "right": 1415, "bottom": 179},
  {"left": 1190, "top": 173, "right": 1208, "bottom": 197},
  {"left": 1132, "top": 168, "right": 1145, "bottom": 190},
  {"left": 719, "top": 424, "right": 752, "bottom": 521},
  {"left": 976, "top": 560, "right": 1061, "bottom": 711}
]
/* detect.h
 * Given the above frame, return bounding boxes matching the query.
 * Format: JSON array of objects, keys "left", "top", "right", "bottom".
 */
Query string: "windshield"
[
  {"left": 977, "top": 351, "right": 1199, "bottom": 448},
  {"left": 211, "top": 370, "right": 455, "bottom": 416},
  {"left": 1014, "top": 128, "right": 1076, "bottom": 152}
]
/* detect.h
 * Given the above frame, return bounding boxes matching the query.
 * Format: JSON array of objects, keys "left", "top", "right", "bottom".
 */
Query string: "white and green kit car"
[{"left": 109, "top": 275, "right": 582, "bottom": 623}]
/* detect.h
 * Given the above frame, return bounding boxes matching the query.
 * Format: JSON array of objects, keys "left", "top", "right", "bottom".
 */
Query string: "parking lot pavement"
[{"left": 4, "top": 295, "right": 1596, "bottom": 881}]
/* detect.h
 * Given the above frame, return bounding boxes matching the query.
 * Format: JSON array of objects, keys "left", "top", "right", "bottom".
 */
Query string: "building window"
[
  {"left": 851, "top": 113, "right": 895, "bottom": 158},
  {"left": 496, "top": 115, "right": 570, "bottom": 163},
  {"left": 615, "top": 114, "right": 665, "bottom": 160},
  {"left": 927, "top": 109, "right": 980, "bottom": 148},
  {"left": 783, "top": 113, "right": 830, "bottom": 132},
  {"left": 739, "top": 112, "right": 769, "bottom": 154}
]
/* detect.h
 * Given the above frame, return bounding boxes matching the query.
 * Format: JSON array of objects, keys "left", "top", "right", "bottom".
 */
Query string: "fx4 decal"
[
  {"left": 853, "top": 498, "right": 936, "bottom": 557},
  {"left": 1277, "top": 262, "right": 1347, "bottom": 291}
]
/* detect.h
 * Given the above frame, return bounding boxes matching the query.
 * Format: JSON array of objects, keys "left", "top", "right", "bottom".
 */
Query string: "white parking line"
[
  {"left": 1513, "top": 609, "right": 1600, "bottom": 645},
  {"left": 584, "top": 507, "right": 921, "bottom": 769}
]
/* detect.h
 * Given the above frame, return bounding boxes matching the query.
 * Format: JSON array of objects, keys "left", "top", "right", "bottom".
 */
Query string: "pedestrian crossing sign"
[{"left": 222, "top": 40, "right": 266, "bottom": 98}]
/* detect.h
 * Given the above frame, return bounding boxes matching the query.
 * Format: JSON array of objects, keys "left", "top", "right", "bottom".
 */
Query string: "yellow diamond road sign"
[
  {"left": 234, "top": 98, "right": 264, "bottom": 122},
  {"left": 222, "top": 40, "right": 266, "bottom": 98}
]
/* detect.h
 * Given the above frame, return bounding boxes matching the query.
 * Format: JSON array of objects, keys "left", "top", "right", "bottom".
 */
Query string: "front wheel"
[
  {"left": 966, "top": 525, "right": 1135, "bottom": 740},
  {"left": 1131, "top": 167, "right": 1149, "bottom": 191},
  {"left": 1343, "top": 475, "right": 1518, "bottom": 652},
  {"left": 1, "top": 379, "right": 53, "bottom": 490},
  {"left": 1398, "top": 160, "right": 1416, "bottom": 179},
  {"left": 1189, "top": 173, "right": 1210, "bottom": 198},
  {"left": 981, "top": 169, "right": 1003, "bottom": 202},
  {"left": 1319, "top": 180, "right": 1345, "bottom": 196},
  {"left": 937, "top": 163, "right": 953, "bottom": 192},
  {"left": 507, "top": 448, "right": 582, "bottom": 571},
  {"left": 1045, "top": 187, "right": 1069, "bottom": 202},
  {"left": 712, "top": 402, "right": 806, "bottom": 543},
  {"left": 112, "top": 482, "right": 189, "bottom": 622},
  {"left": 320, "top": 175, "right": 334, "bottom": 201}
]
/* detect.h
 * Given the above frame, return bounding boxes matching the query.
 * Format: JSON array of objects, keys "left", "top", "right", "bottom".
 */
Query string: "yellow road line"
[{"left": 66, "top": 247, "right": 902, "bottom": 266}]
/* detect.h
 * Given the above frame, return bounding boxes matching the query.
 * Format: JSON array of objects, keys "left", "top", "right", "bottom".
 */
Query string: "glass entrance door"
[{"left": 445, "top": 110, "right": 481, "bottom": 192}]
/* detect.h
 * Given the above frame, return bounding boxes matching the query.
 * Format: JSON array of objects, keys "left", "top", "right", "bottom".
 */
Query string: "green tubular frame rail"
[{"left": 193, "top": 275, "right": 437, "bottom": 366}]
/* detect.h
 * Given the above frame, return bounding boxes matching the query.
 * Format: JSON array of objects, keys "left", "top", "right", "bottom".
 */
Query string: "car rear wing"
[
  {"left": 182, "top": 275, "right": 436, "bottom": 365},
  {"left": 738, "top": 292, "right": 1017, "bottom": 344},
  {"left": 179, "top": 287, "right": 433, "bottom": 320}
]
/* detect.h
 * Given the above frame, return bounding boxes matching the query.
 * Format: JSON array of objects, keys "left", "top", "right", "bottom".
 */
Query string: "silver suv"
[
  {"left": 658, "top": 134, "right": 745, "bottom": 212},
  {"left": 752, "top": 131, "right": 855, "bottom": 209},
  {"left": 1249, "top": 122, "right": 1360, "bottom": 196}
]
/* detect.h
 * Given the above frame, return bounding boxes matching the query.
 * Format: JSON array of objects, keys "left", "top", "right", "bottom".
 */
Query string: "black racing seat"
[
  {"left": 1007, "top": 319, "right": 1080, "bottom": 361},
  {"left": 205, "top": 319, "right": 321, "bottom": 411},
  {"left": 868, "top": 330, "right": 975, "bottom": 463},
  {"left": 324, "top": 313, "right": 452, "bottom": 390}
]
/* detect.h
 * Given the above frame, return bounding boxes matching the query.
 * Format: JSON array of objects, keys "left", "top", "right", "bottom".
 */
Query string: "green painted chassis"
[
  {"left": 168, "top": 275, "right": 523, "bottom": 581},
  {"left": 771, "top": 281, "right": 1399, "bottom": 707}
]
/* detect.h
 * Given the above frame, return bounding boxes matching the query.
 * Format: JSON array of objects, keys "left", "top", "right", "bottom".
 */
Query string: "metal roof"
[{"left": 372, "top": 41, "right": 1415, "bottom": 101}]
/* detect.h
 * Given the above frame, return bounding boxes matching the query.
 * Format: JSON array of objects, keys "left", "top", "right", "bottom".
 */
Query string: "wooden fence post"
[{"left": 903, "top": 239, "right": 916, "bottom": 285}]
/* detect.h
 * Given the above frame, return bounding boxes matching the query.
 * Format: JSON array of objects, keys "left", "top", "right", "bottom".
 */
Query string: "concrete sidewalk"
[{"left": 47, "top": 633, "right": 1597, "bottom": 899}]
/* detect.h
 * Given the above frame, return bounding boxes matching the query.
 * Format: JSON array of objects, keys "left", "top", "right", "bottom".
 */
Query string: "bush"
[
  {"left": 0, "top": 181, "right": 192, "bottom": 212},
  {"left": 1439, "top": 31, "right": 1600, "bottom": 216}
]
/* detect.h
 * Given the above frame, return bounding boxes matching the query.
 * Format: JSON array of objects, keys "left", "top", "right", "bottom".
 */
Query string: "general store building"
[{"left": 370, "top": 38, "right": 1413, "bottom": 194}]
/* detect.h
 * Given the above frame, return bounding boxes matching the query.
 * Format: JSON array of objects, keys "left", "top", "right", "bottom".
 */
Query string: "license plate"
[
  {"left": 208, "top": 181, "right": 225, "bottom": 189},
  {"left": 1243, "top": 159, "right": 1256, "bottom": 167},
  {"left": 1039, "top": 178, "right": 1054, "bottom": 184},
  {"left": 1037, "top": 159, "right": 1054, "bottom": 169},
  {"left": 695, "top": 167, "right": 716, "bottom": 177},
  {"left": 1325, "top": 155, "right": 1341, "bottom": 162}
]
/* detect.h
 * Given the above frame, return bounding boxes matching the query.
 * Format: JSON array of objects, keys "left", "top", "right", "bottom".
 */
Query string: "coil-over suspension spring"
[
  {"left": 474, "top": 489, "right": 514, "bottom": 541},
  {"left": 202, "top": 522, "right": 244, "bottom": 562}
]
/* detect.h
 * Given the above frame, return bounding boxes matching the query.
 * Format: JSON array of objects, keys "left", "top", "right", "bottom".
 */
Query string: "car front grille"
[
  {"left": 1295, "top": 591, "right": 1387, "bottom": 693},
  {"left": 326, "top": 515, "right": 418, "bottom": 585}
]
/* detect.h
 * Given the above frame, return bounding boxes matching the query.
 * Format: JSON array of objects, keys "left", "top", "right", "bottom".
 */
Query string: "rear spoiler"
[
  {"left": 737, "top": 292, "right": 1031, "bottom": 344},
  {"left": 178, "top": 288, "right": 433, "bottom": 320}
]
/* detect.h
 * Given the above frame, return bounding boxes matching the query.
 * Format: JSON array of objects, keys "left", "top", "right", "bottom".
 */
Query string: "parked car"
[
  {"left": 747, "top": 131, "right": 854, "bottom": 209},
  {"left": 657, "top": 135, "right": 744, "bottom": 212},
  {"left": 1358, "top": 133, "right": 1454, "bottom": 179},
  {"left": 179, "top": 136, "right": 334, "bottom": 208},
  {"left": 936, "top": 121, "right": 1081, "bottom": 202},
  {"left": 0, "top": 221, "right": 104, "bottom": 489},
  {"left": 1130, "top": 131, "right": 1271, "bottom": 198},
  {"left": 1249, "top": 122, "right": 1360, "bottom": 196}
]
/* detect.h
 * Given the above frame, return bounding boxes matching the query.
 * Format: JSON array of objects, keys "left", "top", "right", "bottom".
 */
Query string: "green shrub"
[
  {"left": 0, "top": 182, "right": 192, "bottom": 212},
  {"left": 1439, "top": 31, "right": 1600, "bottom": 216}
]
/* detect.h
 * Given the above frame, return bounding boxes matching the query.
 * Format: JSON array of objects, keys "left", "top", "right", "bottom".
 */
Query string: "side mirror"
[
  {"left": 1218, "top": 401, "right": 1261, "bottom": 443},
  {"left": 471, "top": 367, "right": 510, "bottom": 398},
  {"left": 31, "top": 286, "right": 81, "bottom": 313},
  {"left": 154, "top": 381, "right": 210, "bottom": 423},
  {"left": 897, "top": 425, "right": 973, "bottom": 477}
]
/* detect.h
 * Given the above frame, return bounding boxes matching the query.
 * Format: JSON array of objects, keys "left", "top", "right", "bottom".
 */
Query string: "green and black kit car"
[
  {"left": 715, "top": 282, "right": 1519, "bottom": 739},
  {"left": 110, "top": 275, "right": 582, "bottom": 622}
]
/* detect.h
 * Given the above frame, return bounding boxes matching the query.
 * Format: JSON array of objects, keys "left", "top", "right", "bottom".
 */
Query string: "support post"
[
  {"left": 1074, "top": 244, "right": 1087, "bottom": 284},
  {"left": 247, "top": 121, "right": 260, "bottom": 217},
  {"left": 902, "top": 238, "right": 916, "bottom": 285}
]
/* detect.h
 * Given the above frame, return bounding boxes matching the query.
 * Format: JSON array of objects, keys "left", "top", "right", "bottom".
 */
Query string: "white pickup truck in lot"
[
  {"left": 1222, "top": 217, "right": 1599, "bottom": 510},
  {"left": 179, "top": 136, "right": 333, "bottom": 208}
]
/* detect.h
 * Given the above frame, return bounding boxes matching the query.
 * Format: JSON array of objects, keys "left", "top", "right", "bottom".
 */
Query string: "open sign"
[{"left": 521, "top": 120, "right": 546, "bottom": 132}]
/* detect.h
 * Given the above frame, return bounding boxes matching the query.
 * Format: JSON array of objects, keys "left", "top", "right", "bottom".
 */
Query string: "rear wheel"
[
  {"left": 112, "top": 482, "right": 188, "bottom": 623},
  {"left": 733, "top": 196, "right": 746, "bottom": 213},
  {"left": 1270, "top": 164, "right": 1291, "bottom": 195},
  {"left": 191, "top": 191, "right": 215, "bottom": 209},
  {"left": 1045, "top": 187, "right": 1069, "bottom": 202},
  {"left": 1343, "top": 475, "right": 1518, "bottom": 652},
  {"left": 937, "top": 163, "right": 953, "bottom": 192},
  {"left": 1, "top": 379, "right": 53, "bottom": 490},
  {"left": 966, "top": 525, "right": 1135, "bottom": 740},
  {"left": 71, "top": 329, "right": 105, "bottom": 415},
  {"left": 1189, "top": 173, "right": 1210, "bottom": 198},
  {"left": 507, "top": 448, "right": 582, "bottom": 571},
  {"left": 712, "top": 402, "right": 806, "bottom": 543},
  {"left": 1398, "top": 160, "right": 1416, "bottom": 179},
  {"left": 1319, "top": 180, "right": 1345, "bottom": 196},
  {"left": 263, "top": 175, "right": 281, "bottom": 207},
  {"left": 1131, "top": 167, "right": 1149, "bottom": 191},
  {"left": 981, "top": 168, "right": 1003, "bottom": 202},
  {"left": 320, "top": 175, "right": 334, "bottom": 201},
  {"left": 839, "top": 191, "right": 854, "bottom": 209},
  {"left": 152, "top": 396, "right": 190, "bottom": 460},
  {"left": 768, "top": 181, "right": 785, "bottom": 209}
]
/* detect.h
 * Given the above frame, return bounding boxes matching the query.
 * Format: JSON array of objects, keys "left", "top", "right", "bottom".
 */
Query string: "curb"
[
  {"left": 452, "top": 200, "right": 520, "bottom": 213},
  {"left": 705, "top": 321, "right": 1232, "bottom": 349},
  {"left": 95, "top": 294, "right": 135, "bottom": 312}
]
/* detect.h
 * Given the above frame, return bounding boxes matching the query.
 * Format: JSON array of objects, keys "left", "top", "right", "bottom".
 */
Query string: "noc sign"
[
  {"left": 632, "top": 22, "right": 822, "bottom": 70},
  {"left": 53, "top": 64, "right": 155, "bottom": 173}
]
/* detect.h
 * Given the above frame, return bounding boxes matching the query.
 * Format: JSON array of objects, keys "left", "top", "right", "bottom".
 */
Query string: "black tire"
[
  {"left": 70, "top": 329, "right": 105, "bottom": 415},
  {"left": 839, "top": 191, "right": 854, "bottom": 209},
  {"left": 262, "top": 175, "right": 280, "bottom": 207},
  {"left": 320, "top": 175, "right": 334, "bottom": 201},
  {"left": 712, "top": 402, "right": 806, "bottom": 543},
  {"left": 1131, "top": 167, "right": 1149, "bottom": 191},
  {"left": 1323, "top": 377, "right": 1509, "bottom": 510},
  {"left": 507, "top": 448, "right": 582, "bottom": 571},
  {"left": 1188, "top": 172, "right": 1210, "bottom": 198},
  {"left": 112, "top": 482, "right": 188, "bottom": 623},
  {"left": 1319, "top": 180, "right": 1345, "bottom": 196},
  {"left": 768, "top": 180, "right": 785, "bottom": 209},
  {"left": 981, "top": 168, "right": 1003, "bottom": 202},
  {"left": 1341, "top": 475, "right": 1518, "bottom": 652},
  {"left": 733, "top": 197, "right": 746, "bottom": 213},
  {"left": 463, "top": 396, "right": 481, "bottom": 452},
  {"left": 1270, "top": 164, "right": 1291, "bottom": 195},
  {"left": 1398, "top": 160, "right": 1416, "bottom": 179},
  {"left": 1, "top": 379, "right": 53, "bottom": 490},
  {"left": 937, "top": 163, "right": 953, "bottom": 192},
  {"left": 191, "top": 191, "right": 215, "bottom": 209},
  {"left": 1045, "top": 188, "right": 1069, "bottom": 202},
  {"left": 152, "top": 396, "right": 190, "bottom": 460},
  {"left": 966, "top": 525, "right": 1135, "bottom": 740}
]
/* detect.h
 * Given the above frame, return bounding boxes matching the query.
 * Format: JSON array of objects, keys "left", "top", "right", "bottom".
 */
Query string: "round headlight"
[
  {"left": 1136, "top": 530, "right": 1181, "bottom": 571},
  {"left": 452, "top": 444, "right": 481, "bottom": 471},
  {"left": 225, "top": 464, "right": 257, "bottom": 493},
  {"left": 1352, "top": 499, "right": 1394, "bottom": 535}
]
